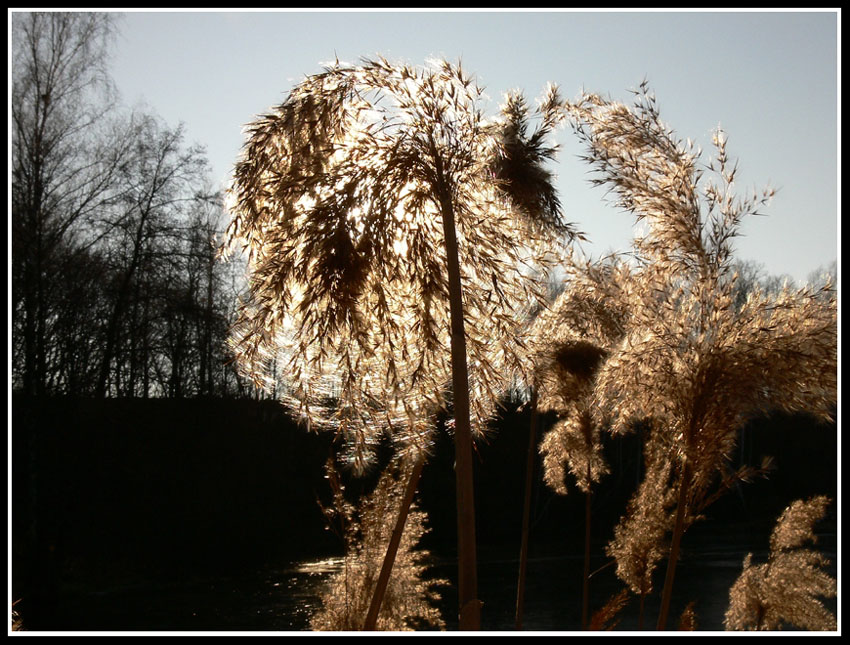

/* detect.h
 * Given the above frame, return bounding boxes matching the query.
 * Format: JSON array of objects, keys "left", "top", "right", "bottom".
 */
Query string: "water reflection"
[
  {"left": 293, "top": 557, "right": 345, "bottom": 575},
  {"left": 41, "top": 524, "right": 836, "bottom": 633}
]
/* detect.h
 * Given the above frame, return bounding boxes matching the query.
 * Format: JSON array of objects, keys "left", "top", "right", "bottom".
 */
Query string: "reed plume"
[
  {"left": 222, "top": 57, "right": 576, "bottom": 468},
  {"left": 222, "top": 57, "right": 578, "bottom": 629},
  {"left": 725, "top": 496, "right": 836, "bottom": 631},
  {"left": 532, "top": 255, "right": 631, "bottom": 496},
  {"left": 567, "top": 81, "right": 837, "bottom": 630},
  {"left": 311, "top": 459, "right": 448, "bottom": 631},
  {"left": 604, "top": 423, "right": 677, "bottom": 628},
  {"left": 677, "top": 602, "right": 698, "bottom": 631},
  {"left": 588, "top": 588, "right": 630, "bottom": 631}
]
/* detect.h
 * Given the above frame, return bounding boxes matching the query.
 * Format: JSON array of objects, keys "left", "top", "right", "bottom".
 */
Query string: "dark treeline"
[
  {"left": 11, "top": 394, "right": 836, "bottom": 630},
  {"left": 9, "top": 13, "right": 275, "bottom": 629},
  {"left": 11, "top": 12, "right": 257, "bottom": 400}
]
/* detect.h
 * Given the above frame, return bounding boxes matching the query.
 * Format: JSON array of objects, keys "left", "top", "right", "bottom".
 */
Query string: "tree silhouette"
[
  {"left": 12, "top": 11, "right": 121, "bottom": 397},
  {"left": 567, "top": 83, "right": 838, "bottom": 630},
  {"left": 222, "top": 57, "right": 578, "bottom": 629},
  {"left": 95, "top": 115, "right": 210, "bottom": 397},
  {"left": 12, "top": 12, "right": 240, "bottom": 401}
]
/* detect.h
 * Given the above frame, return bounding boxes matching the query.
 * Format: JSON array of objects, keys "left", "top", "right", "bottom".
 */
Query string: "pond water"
[{"left": 35, "top": 523, "right": 837, "bottom": 633}]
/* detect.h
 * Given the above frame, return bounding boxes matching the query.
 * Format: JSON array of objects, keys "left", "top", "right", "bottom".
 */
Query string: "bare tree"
[
  {"left": 11, "top": 11, "right": 127, "bottom": 397},
  {"left": 94, "top": 114, "right": 209, "bottom": 397}
]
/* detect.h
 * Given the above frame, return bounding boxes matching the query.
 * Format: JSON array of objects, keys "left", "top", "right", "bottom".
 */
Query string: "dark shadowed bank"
[{"left": 11, "top": 395, "right": 837, "bottom": 631}]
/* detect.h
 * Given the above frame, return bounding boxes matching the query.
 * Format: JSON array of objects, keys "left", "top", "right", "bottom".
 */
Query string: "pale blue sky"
[{"left": 108, "top": 9, "right": 839, "bottom": 283}]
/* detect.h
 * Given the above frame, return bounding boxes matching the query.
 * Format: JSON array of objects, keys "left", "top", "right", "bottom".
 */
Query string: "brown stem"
[
  {"left": 638, "top": 592, "right": 645, "bottom": 630},
  {"left": 435, "top": 155, "right": 480, "bottom": 630},
  {"left": 514, "top": 388, "right": 539, "bottom": 630},
  {"left": 362, "top": 454, "right": 427, "bottom": 631},
  {"left": 582, "top": 471, "right": 592, "bottom": 630},
  {"left": 656, "top": 460, "right": 692, "bottom": 630}
]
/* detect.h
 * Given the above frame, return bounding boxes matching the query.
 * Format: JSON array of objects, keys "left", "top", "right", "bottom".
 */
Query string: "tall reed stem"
[
  {"left": 656, "top": 460, "right": 692, "bottom": 630},
  {"left": 582, "top": 467, "right": 592, "bottom": 630},
  {"left": 435, "top": 151, "right": 480, "bottom": 630},
  {"left": 363, "top": 453, "right": 427, "bottom": 630},
  {"left": 515, "top": 388, "right": 539, "bottom": 630},
  {"left": 638, "top": 592, "right": 645, "bottom": 630}
]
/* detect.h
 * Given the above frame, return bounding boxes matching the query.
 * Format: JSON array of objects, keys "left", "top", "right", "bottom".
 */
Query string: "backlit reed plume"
[
  {"left": 223, "top": 58, "right": 575, "bottom": 462},
  {"left": 567, "top": 81, "right": 837, "bottom": 630},
  {"left": 725, "top": 496, "right": 836, "bottom": 631},
  {"left": 222, "top": 57, "right": 578, "bottom": 629},
  {"left": 514, "top": 253, "right": 630, "bottom": 629},
  {"left": 311, "top": 459, "right": 448, "bottom": 631},
  {"left": 588, "top": 588, "right": 630, "bottom": 631},
  {"left": 533, "top": 255, "right": 631, "bottom": 496},
  {"left": 677, "top": 601, "right": 698, "bottom": 631},
  {"left": 604, "top": 423, "right": 677, "bottom": 628}
]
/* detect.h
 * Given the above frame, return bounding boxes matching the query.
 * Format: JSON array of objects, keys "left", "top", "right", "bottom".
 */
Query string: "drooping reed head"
[
  {"left": 566, "top": 82, "right": 837, "bottom": 486},
  {"left": 221, "top": 57, "right": 577, "bottom": 471}
]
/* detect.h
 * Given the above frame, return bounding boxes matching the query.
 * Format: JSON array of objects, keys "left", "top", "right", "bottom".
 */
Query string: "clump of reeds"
[
  {"left": 310, "top": 459, "right": 448, "bottom": 631},
  {"left": 725, "top": 496, "right": 836, "bottom": 631},
  {"left": 565, "top": 81, "right": 837, "bottom": 630}
]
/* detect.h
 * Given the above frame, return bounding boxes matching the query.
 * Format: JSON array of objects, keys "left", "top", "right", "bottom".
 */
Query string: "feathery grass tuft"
[
  {"left": 588, "top": 588, "right": 630, "bottom": 631},
  {"left": 222, "top": 57, "right": 577, "bottom": 471},
  {"left": 725, "top": 496, "right": 836, "bottom": 631},
  {"left": 311, "top": 460, "right": 448, "bottom": 631},
  {"left": 677, "top": 602, "right": 698, "bottom": 631}
]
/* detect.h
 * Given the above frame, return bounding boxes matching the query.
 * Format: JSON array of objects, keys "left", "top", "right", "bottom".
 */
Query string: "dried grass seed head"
[
  {"left": 568, "top": 83, "right": 837, "bottom": 492},
  {"left": 725, "top": 496, "right": 836, "bottom": 631},
  {"left": 222, "top": 57, "right": 575, "bottom": 469}
]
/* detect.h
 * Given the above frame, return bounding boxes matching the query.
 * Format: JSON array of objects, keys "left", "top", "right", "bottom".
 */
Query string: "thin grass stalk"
[
  {"left": 656, "top": 460, "right": 692, "bottom": 630},
  {"left": 514, "top": 387, "right": 539, "bottom": 630},
  {"left": 755, "top": 599, "right": 766, "bottom": 630},
  {"left": 582, "top": 461, "right": 592, "bottom": 630},
  {"left": 362, "top": 452, "right": 428, "bottom": 631},
  {"left": 638, "top": 592, "right": 646, "bottom": 630},
  {"left": 435, "top": 154, "right": 480, "bottom": 631}
]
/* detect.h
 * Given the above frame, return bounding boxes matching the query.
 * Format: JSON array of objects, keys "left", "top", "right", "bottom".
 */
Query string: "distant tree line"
[{"left": 11, "top": 12, "right": 258, "bottom": 399}]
